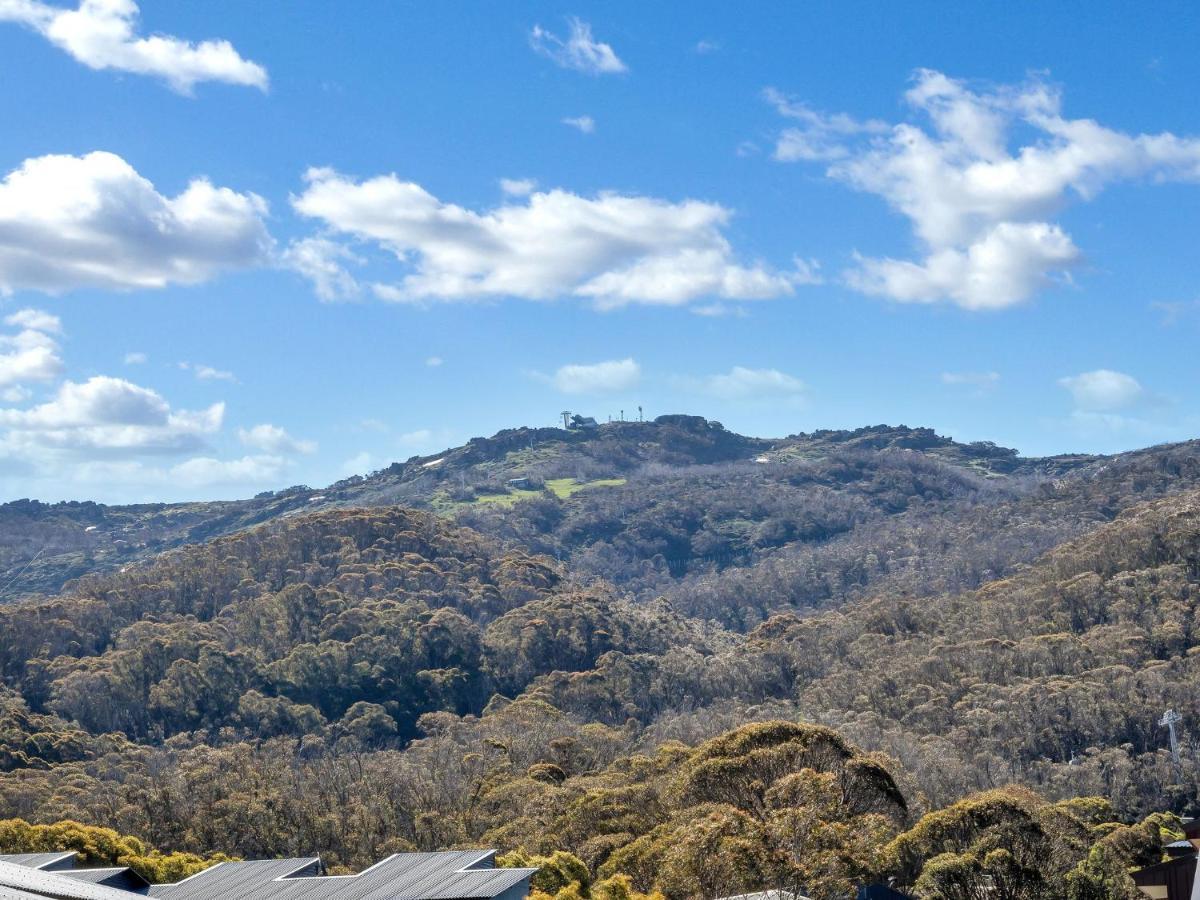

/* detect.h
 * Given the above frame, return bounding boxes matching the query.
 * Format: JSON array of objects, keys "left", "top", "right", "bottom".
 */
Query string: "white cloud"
[
  {"left": 425, "top": 356, "right": 443, "bottom": 367},
  {"left": 1058, "top": 369, "right": 1144, "bottom": 412},
  {"left": 941, "top": 371, "right": 1000, "bottom": 388},
  {"left": 690, "top": 302, "right": 748, "bottom": 318},
  {"left": 341, "top": 450, "right": 373, "bottom": 474},
  {"left": 530, "top": 18, "right": 626, "bottom": 75},
  {"left": 0, "top": 375, "right": 223, "bottom": 454},
  {"left": 562, "top": 115, "right": 596, "bottom": 134},
  {"left": 397, "top": 428, "right": 433, "bottom": 447},
  {"left": 396, "top": 427, "right": 456, "bottom": 453},
  {"left": 0, "top": 312, "right": 64, "bottom": 387},
  {"left": 237, "top": 422, "right": 316, "bottom": 455},
  {"left": 291, "top": 168, "right": 800, "bottom": 309},
  {"left": 551, "top": 358, "right": 641, "bottom": 395},
  {"left": 699, "top": 366, "right": 807, "bottom": 400},
  {"left": 772, "top": 69, "right": 1200, "bottom": 309},
  {"left": 846, "top": 222, "right": 1080, "bottom": 311},
  {"left": 0, "top": 151, "right": 271, "bottom": 295},
  {"left": 169, "top": 454, "right": 285, "bottom": 487},
  {"left": 500, "top": 178, "right": 537, "bottom": 197},
  {"left": 180, "top": 361, "right": 236, "bottom": 382},
  {"left": 0, "top": 337, "right": 61, "bottom": 387},
  {"left": 4, "top": 308, "right": 61, "bottom": 333},
  {"left": 694, "top": 39, "right": 719, "bottom": 55},
  {"left": 0, "top": 314, "right": 302, "bottom": 501},
  {"left": 0, "top": 0, "right": 268, "bottom": 93},
  {"left": 282, "top": 236, "right": 361, "bottom": 302},
  {"left": 765, "top": 87, "right": 888, "bottom": 162},
  {"left": 123, "top": 351, "right": 146, "bottom": 365}
]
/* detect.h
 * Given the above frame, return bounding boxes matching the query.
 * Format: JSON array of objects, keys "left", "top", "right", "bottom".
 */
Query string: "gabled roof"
[
  {"left": 0, "top": 851, "right": 535, "bottom": 900},
  {"left": 149, "top": 851, "right": 534, "bottom": 900},
  {"left": 0, "top": 860, "right": 141, "bottom": 900},
  {"left": 58, "top": 869, "right": 150, "bottom": 892},
  {"left": 0, "top": 855, "right": 76, "bottom": 872}
]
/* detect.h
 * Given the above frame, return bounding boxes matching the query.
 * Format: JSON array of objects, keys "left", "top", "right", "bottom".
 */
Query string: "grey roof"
[
  {"left": 0, "top": 851, "right": 533, "bottom": 900},
  {"left": 0, "top": 860, "right": 142, "bottom": 900},
  {"left": 0, "top": 887, "right": 56, "bottom": 900},
  {"left": 149, "top": 852, "right": 534, "bottom": 900},
  {"left": 0, "top": 856, "right": 76, "bottom": 872},
  {"left": 54, "top": 873, "right": 123, "bottom": 886},
  {"left": 58, "top": 869, "right": 149, "bottom": 892}
]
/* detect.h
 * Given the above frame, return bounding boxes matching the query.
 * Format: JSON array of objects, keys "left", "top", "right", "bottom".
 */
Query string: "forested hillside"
[
  {"left": 2, "top": 421, "right": 1200, "bottom": 898},
  {"left": 0, "top": 417, "right": 1099, "bottom": 600}
]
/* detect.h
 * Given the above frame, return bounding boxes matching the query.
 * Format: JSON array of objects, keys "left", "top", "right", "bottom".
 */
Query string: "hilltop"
[{"left": 0, "top": 416, "right": 1106, "bottom": 600}]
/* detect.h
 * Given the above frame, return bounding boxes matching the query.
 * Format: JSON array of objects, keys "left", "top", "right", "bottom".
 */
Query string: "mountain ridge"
[{"left": 0, "top": 417, "right": 1124, "bottom": 601}]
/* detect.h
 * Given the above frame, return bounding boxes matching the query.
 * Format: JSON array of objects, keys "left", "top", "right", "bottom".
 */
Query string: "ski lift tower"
[{"left": 1160, "top": 708, "right": 1184, "bottom": 776}]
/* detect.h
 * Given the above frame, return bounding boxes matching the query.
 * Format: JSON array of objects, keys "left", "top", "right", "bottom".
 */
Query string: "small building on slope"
[{"left": 1133, "top": 819, "right": 1200, "bottom": 900}]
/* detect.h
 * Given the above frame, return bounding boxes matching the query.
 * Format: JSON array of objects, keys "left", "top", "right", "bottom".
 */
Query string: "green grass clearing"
[{"left": 472, "top": 477, "right": 627, "bottom": 508}]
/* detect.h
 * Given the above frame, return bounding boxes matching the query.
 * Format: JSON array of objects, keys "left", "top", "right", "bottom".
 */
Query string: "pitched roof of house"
[
  {"left": 0, "top": 850, "right": 535, "bottom": 900},
  {"left": 0, "top": 856, "right": 75, "bottom": 872},
  {"left": 0, "top": 860, "right": 141, "bottom": 900}
]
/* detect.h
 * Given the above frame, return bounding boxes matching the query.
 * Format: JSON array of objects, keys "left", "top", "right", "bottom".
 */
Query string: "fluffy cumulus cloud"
[
  {"left": 289, "top": 168, "right": 803, "bottom": 309},
  {"left": 770, "top": 69, "right": 1200, "bottom": 309},
  {"left": 700, "top": 366, "right": 807, "bottom": 401},
  {"left": 0, "top": 151, "right": 271, "bottom": 295},
  {"left": 4, "top": 308, "right": 60, "bottom": 333},
  {"left": 0, "top": 308, "right": 63, "bottom": 387},
  {"left": 529, "top": 18, "right": 626, "bottom": 75},
  {"left": 238, "top": 422, "right": 316, "bottom": 455},
  {"left": 0, "top": 0, "right": 268, "bottom": 92},
  {"left": 0, "top": 314, "right": 313, "bottom": 501},
  {"left": 1058, "top": 369, "right": 1145, "bottom": 412},
  {"left": 0, "top": 374, "right": 222, "bottom": 454},
  {"left": 550, "top": 358, "right": 641, "bottom": 394}
]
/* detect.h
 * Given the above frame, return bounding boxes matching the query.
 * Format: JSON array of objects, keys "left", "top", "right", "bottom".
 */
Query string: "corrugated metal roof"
[
  {"left": 2, "top": 851, "right": 533, "bottom": 900},
  {"left": 0, "top": 887, "right": 58, "bottom": 900},
  {"left": 57, "top": 868, "right": 149, "bottom": 892},
  {"left": 0, "top": 860, "right": 143, "bottom": 900},
  {"left": 54, "top": 873, "right": 122, "bottom": 886},
  {"left": 149, "top": 852, "right": 534, "bottom": 900},
  {"left": 0, "top": 855, "right": 76, "bottom": 872}
]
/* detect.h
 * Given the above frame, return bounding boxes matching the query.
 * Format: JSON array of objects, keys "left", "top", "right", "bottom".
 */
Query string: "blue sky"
[{"left": 0, "top": 1, "right": 1198, "bottom": 503}]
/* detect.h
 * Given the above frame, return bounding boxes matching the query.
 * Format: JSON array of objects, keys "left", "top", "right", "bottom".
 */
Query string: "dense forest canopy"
[{"left": 1, "top": 419, "right": 1199, "bottom": 898}]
